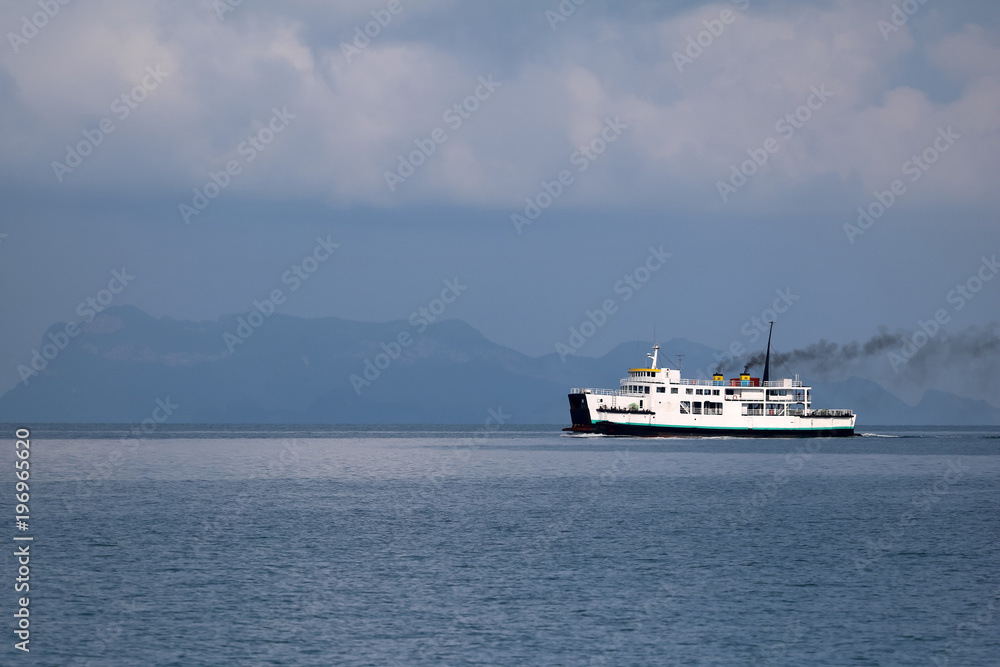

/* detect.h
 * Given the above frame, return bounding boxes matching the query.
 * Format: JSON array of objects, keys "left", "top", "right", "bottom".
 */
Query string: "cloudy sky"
[{"left": 1, "top": 0, "right": 998, "bottom": 398}]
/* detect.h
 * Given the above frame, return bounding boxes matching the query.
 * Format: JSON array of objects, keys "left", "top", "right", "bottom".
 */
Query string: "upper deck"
[
  {"left": 616, "top": 365, "right": 806, "bottom": 388},
  {"left": 572, "top": 345, "right": 821, "bottom": 407}
]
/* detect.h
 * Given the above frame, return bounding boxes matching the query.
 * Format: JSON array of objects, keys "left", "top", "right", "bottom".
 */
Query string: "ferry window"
[
  {"left": 695, "top": 389, "right": 702, "bottom": 395},
  {"left": 725, "top": 389, "right": 734, "bottom": 395},
  {"left": 686, "top": 388, "right": 693, "bottom": 395},
  {"left": 645, "top": 386, "right": 650, "bottom": 394},
  {"left": 680, "top": 401, "right": 690, "bottom": 414},
  {"left": 671, "top": 388, "right": 678, "bottom": 394},
  {"left": 657, "top": 387, "right": 665, "bottom": 393},
  {"left": 712, "top": 390, "right": 720, "bottom": 396}
]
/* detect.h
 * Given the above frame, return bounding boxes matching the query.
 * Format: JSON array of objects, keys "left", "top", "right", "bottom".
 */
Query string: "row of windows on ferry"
[
  {"left": 623, "top": 385, "right": 718, "bottom": 395},
  {"left": 679, "top": 402, "right": 800, "bottom": 416},
  {"left": 623, "top": 385, "right": 801, "bottom": 399},
  {"left": 624, "top": 385, "right": 726, "bottom": 395},
  {"left": 628, "top": 371, "right": 763, "bottom": 387},
  {"left": 679, "top": 401, "right": 723, "bottom": 415}
]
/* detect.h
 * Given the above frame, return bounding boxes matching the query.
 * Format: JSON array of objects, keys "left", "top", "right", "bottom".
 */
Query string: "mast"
[
  {"left": 647, "top": 344, "right": 660, "bottom": 370},
  {"left": 762, "top": 321, "right": 773, "bottom": 383}
]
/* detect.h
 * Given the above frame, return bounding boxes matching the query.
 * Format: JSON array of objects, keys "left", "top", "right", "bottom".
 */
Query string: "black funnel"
[{"left": 762, "top": 322, "right": 773, "bottom": 383}]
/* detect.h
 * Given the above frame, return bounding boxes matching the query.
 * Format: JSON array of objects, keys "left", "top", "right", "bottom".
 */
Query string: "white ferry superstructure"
[{"left": 566, "top": 326, "right": 856, "bottom": 437}]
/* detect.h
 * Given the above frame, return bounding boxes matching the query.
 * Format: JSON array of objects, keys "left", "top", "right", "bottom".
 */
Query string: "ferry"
[{"left": 566, "top": 325, "right": 856, "bottom": 437}]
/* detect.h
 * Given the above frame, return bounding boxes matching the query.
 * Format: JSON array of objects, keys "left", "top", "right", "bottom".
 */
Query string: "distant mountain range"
[{"left": 2, "top": 306, "right": 998, "bottom": 425}]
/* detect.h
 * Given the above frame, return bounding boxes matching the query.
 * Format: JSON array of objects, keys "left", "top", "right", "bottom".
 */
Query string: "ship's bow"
[{"left": 566, "top": 392, "right": 594, "bottom": 432}]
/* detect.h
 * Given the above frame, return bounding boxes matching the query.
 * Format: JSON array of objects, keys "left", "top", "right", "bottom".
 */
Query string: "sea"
[{"left": 3, "top": 424, "right": 1000, "bottom": 666}]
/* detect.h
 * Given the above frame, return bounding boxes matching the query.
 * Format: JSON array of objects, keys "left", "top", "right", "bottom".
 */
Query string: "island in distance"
[{"left": 2, "top": 305, "right": 997, "bottom": 425}]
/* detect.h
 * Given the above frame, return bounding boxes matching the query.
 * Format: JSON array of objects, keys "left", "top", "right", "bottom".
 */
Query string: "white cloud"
[{"left": 1, "top": 0, "right": 998, "bottom": 218}]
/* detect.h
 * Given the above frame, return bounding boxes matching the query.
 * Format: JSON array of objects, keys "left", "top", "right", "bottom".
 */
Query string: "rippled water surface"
[{"left": 4, "top": 425, "right": 1000, "bottom": 665}]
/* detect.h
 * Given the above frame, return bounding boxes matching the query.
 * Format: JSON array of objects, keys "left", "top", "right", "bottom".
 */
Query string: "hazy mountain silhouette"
[{"left": 1, "top": 306, "right": 997, "bottom": 425}]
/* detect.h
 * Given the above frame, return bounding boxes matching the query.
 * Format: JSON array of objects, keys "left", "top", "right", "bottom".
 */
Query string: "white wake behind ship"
[{"left": 566, "top": 325, "right": 856, "bottom": 437}]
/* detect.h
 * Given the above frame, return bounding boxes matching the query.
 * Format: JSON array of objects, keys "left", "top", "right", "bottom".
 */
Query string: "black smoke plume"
[{"left": 715, "top": 325, "right": 1000, "bottom": 378}]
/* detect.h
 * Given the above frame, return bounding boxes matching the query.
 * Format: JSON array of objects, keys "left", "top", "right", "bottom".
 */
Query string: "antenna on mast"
[{"left": 676, "top": 354, "right": 684, "bottom": 373}]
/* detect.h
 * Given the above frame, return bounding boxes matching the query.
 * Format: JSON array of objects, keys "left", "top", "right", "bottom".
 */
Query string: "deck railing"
[
  {"left": 571, "top": 388, "right": 619, "bottom": 396},
  {"left": 724, "top": 391, "right": 764, "bottom": 400},
  {"left": 619, "top": 378, "right": 666, "bottom": 387},
  {"left": 573, "top": 387, "right": 652, "bottom": 398},
  {"left": 786, "top": 408, "right": 854, "bottom": 417},
  {"left": 807, "top": 409, "right": 855, "bottom": 417}
]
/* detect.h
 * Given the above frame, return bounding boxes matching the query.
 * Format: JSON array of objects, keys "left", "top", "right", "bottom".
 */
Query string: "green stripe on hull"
[{"left": 590, "top": 420, "right": 855, "bottom": 437}]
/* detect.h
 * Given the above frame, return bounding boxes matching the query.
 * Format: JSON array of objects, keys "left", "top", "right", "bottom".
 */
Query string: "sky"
[{"left": 1, "top": 0, "right": 999, "bottom": 399}]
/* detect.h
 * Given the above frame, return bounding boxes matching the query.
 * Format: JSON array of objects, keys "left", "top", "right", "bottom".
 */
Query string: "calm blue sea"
[{"left": 3, "top": 424, "right": 1000, "bottom": 666}]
